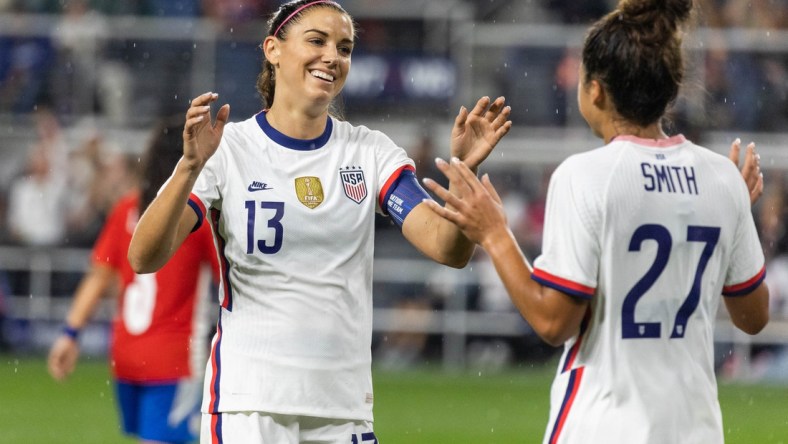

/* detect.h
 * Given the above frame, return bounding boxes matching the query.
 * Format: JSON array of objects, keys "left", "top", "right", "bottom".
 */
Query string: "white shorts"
[{"left": 200, "top": 411, "right": 378, "bottom": 444}]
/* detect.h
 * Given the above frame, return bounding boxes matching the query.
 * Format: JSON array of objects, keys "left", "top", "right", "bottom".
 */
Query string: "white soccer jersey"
[
  {"left": 187, "top": 111, "right": 413, "bottom": 421},
  {"left": 532, "top": 135, "right": 765, "bottom": 444}
]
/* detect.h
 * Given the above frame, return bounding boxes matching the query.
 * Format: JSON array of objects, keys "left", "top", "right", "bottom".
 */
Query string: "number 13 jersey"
[
  {"left": 532, "top": 135, "right": 765, "bottom": 444},
  {"left": 188, "top": 111, "right": 414, "bottom": 422}
]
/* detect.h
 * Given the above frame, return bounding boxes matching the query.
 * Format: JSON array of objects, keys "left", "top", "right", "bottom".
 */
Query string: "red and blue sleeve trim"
[
  {"left": 188, "top": 193, "right": 207, "bottom": 233},
  {"left": 379, "top": 165, "right": 415, "bottom": 209},
  {"left": 723, "top": 266, "right": 766, "bottom": 297},
  {"left": 532, "top": 268, "right": 595, "bottom": 300}
]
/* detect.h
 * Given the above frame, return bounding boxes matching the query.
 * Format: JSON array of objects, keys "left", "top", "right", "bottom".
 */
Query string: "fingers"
[
  {"left": 433, "top": 157, "right": 486, "bottom": 199},
  {"left": 185, "top": 104, "right": 212, "bottom": 124},
  {"left": 468, "top": 96, "right": 492, "bottom": 117},
  {"left": 185, "top": 93, "right": 218, "bottom": 137},
  {"left": 215, "top": 104, "right": 231, "bottom": 129},
  {"left": 423, "top": 177, "right": 462, "bottom": 211},
  {"left": 743, "top": 142, "right": 763, "bottom": 205},
  {"left": 190, "top": 91, "right": 219, "bottom": 107},
  {"left": 421, "top": 199, "right": 463, "bottom": 225},
  {"left": 484, "top": 96, "right": 506, "bottom": 122},
  {"left": 47, "top": 342, "right": 74, "bottom": 381},
  {"left": 452, "top": 105, "right": 468, "bottom": 132},
  {"left": 751, "top": 172, "right": 764, "bottom": 205},
  {"left": 481, "top": 173, "right": 504, "bottom": 205},
  {"left": 743, "top": 142, "right": 759, "bottom": 174},
  {"left": 732, "top": 140, "right": 763, "bottom": 205},
  {"left": 728, "top": 138, "right": 742, "bottom": 166},
  {"left": 450, "top": 156, "right": 482, "bottom": 187}
]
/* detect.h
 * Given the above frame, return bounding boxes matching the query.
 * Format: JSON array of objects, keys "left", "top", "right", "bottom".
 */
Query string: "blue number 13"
[
  {"left": 245, "top": 200, "right": 284, "bottom": 254},
  {"left": 622, "top": 224, "right": 720, "bottom": 339}
]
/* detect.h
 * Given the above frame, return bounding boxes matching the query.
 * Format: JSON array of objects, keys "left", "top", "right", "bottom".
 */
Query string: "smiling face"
[{"left": 264, "top": 7, "right": 354, "bottom": 114}]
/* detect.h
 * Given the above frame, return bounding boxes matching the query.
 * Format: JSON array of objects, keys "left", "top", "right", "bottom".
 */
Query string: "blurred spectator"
[
  {"left": 759, "top": 252, "right": 788, "bottom": 382},
  {"left": 62, "top": 128, "right": 136, "bottom": 246},
  {"left": 51, "top": 0, "right": 134, "bottom": 124},
  {"left": 685, "top": 0, "right": 788, "bottom": 132},
  {"left": 5, "top": 109, "right": 69, "bottom": 246},
  {"left": 518, "top": 166, "right": 552, "bottom": 260},
  {"left": 202, "top": 0, "right": 270, "bottom": 118},
  {"left": 756, "top": 172, "right": 786, "bottom": 261},
  {"left": 410, "top": 130, "right": 444, "bottom": 187},
  {"left": 127, "top": 0, "right": 202, "bottom": 123},
  {"left": 51, "top": 0, "right": 107, "bottom": 116},
  {"left": 0, "top": 31, "right": 54, "bottom": 113},
  {"left": 6, "top": 142, "right": 67, "bottom": 246},
  {"left": 201, "top": 0, "right": 268, "bottom": 25},
  {"left": 553, "top": 48, "right": 582, "bottom": 127}
]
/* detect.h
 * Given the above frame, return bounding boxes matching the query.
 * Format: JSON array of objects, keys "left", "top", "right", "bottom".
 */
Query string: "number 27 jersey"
[{"left": 532, "top": 135, "right": 765, "bottom": 444}]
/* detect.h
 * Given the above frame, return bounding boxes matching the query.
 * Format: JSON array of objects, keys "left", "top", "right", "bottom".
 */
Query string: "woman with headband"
[{"left": 128, "top": 0, "right": 512, "bottom": 442}]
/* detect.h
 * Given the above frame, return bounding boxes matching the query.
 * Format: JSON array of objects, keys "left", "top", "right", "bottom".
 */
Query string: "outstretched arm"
[
  {"left": 401, "top": 97, "right": 512, "bottom": 268},
  {"left": 422, "top": 158, "right": 587, "bottom": 345},
  {"left": 128, "top": 92, "right": 229, "bottom": 273},
  {"left": 48, "top": 264, "right": 116, "bottom": 381}
]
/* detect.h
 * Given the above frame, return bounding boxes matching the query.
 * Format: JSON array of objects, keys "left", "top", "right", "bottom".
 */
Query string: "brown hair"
[
  {"left": 256, "top": 0, "right": 355, "bottom": 113},
  {"left": 582, "top": 0, "right": 693, "bottom": 126},
  {"left": 138, "top": 115, "right": 185, "bottom": 213}
]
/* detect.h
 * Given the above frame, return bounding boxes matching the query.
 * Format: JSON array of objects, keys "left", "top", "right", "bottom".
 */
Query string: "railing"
[{"left": 1, "top": 246, "right": 785, "bottom": 375}]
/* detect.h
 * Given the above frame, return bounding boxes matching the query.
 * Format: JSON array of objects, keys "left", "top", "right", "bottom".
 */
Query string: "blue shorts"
[{"left": 116, "top": 379, "right": 201, "bottom": 444}]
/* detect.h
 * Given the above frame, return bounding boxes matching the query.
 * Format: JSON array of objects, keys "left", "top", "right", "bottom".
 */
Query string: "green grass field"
[{"left": 1, "top": 355, "right": 786, "bottom": 443}]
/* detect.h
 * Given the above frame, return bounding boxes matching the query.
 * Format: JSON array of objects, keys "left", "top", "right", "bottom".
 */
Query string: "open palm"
[
  {"left": 183, "top": 92, "right": 230, "bottom": 167},
  {"left": 450, "top": 96, "right": 512, "bottom": 170}
]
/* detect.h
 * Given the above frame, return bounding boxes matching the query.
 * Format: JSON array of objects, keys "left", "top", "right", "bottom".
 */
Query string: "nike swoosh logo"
[{"left": 248, "top": 182, "right": 273, "bottom": 192}]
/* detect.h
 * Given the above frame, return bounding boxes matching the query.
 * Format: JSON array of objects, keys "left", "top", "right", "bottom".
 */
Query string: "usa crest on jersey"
[{"left": 340, "top": 167, "right": 367, "bottom": 204}]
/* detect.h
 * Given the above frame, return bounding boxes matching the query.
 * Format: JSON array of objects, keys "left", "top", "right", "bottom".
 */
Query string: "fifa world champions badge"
[
  {"left": 294, "top": 176, "right": 324, "bottom": 209},
  {"left": 340, "top": 167, "right": 367, "bottom": 204}
]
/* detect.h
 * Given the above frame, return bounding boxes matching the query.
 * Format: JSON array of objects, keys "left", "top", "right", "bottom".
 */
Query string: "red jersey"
[{"left": 92, "top": 192, "right": 219, "bottom": 382}]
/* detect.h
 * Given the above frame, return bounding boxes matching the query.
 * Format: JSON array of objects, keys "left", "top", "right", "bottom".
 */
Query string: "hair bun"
[{"left": 619, "top": 0, "right": 692, "bottom": 25}]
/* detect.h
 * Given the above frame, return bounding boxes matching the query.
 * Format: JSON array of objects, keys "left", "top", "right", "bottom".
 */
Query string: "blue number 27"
[{"left": 622, "top": 224, "right": 720, "bottom": 339}]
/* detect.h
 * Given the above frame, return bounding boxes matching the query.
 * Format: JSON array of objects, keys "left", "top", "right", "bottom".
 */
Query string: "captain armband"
[{"left": 383, "top": 169, "right": 431, "bottom": 228}]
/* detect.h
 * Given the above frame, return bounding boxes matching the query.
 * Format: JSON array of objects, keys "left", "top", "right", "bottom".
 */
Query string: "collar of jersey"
[
  {"left": 610, "top": 134, "right": 686, "bottom": 148},
  {"left": 256, "top": 110, "right": 333, "bottom": 151}
]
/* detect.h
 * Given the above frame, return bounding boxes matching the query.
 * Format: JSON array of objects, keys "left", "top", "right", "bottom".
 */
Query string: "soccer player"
[
  {"left": 126, "top": 0, "right": 512, "bottom": 442},
  {"left": 422, "top": 0, "right": 769, "bottom": 443},
  {"left": 48, "top": 117, "right": 219, "bottom": 444}
]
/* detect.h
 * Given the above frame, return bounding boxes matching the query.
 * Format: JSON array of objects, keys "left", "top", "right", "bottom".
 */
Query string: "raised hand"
[
  {"left": 183, "top": 92, "right": 230, "bottom": 168},
  {"left": 728, "top": 138, "right": 763, "bottom": 205},
  {"left": 422, "top": 157, "right": 510, "bottom": 249},
  {"left": 450, "top": 96, "right": 512, "bottom": 170}
]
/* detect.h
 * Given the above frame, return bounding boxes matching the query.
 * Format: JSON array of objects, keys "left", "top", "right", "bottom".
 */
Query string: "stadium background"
[{"left": 0, "top": 0, "right": 787, "bottom": 442}]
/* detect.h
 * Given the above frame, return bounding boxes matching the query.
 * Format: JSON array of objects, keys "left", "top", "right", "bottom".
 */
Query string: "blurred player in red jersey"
[{"left": 48, "top": 116, "right": 220, "bottom": 444}]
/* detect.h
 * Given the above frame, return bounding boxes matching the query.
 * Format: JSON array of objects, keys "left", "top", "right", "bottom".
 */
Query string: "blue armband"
[{"left": 382, "top": 169, "right": 431, "bottom": 227}]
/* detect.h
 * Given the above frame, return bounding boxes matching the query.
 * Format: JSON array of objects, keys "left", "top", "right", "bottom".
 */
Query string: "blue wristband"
[{"left": 62, "top": 325, "right": 80, "bottom": 340}]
